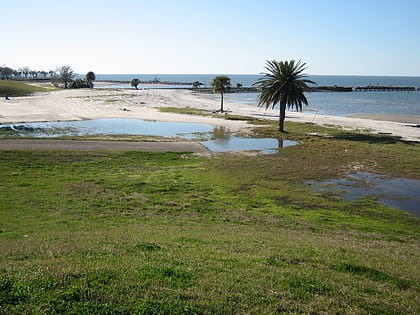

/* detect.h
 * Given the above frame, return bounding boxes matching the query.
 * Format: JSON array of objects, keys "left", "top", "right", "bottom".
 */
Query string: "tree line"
[{"left": 0, "top": 65, "right": 96, "bottom": 89}]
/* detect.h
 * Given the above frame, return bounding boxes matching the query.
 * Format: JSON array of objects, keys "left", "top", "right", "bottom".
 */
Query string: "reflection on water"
[
  {"left": 200, "top": 126, "right": 298, "bottom": 153},
  {"left": 307, "top": 172, "right": 420, "bottom": 216},
  {"left": 201, "top": 136, "right": 297, "bottom": 153},
  {"left": 0, "top": 119, "right": 298, "bottom": 153}
]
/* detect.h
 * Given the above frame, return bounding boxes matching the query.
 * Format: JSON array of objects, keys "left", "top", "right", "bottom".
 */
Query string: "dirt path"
[{"left": 0, "top": 139, "right": 208, "bottom": 152}]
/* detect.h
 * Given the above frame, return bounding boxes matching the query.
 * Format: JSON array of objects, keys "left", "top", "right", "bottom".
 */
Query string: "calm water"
[
  {"left": 84, "top": 74, "right": 420, "bottom": 88},
  {"left": 87, "top": 74, "right": 420, "bottom": 117},
  {"left": 2, "top": 119, "right": 214, "bottom": 138},
  {"left": 201, "top": 137, "right": 297, "bottom": 153},
  {"left": 220, "top": 91, "right": 420, "bottom": 117},
  {"left": 307, "top": 172, "right": 420, "bottom": 216},
  {"left": 0, "top": 119, "right": 294, "bottom": 153}
]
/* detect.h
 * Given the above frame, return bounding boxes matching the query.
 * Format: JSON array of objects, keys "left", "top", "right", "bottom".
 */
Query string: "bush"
[{"left": 71, "top": 79, "right": 90, "bottom": 89}]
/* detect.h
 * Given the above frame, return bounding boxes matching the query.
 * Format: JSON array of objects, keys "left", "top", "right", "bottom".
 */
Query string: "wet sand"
[{"left": 348, "top": 114, "right": 420, "bottom": 124}]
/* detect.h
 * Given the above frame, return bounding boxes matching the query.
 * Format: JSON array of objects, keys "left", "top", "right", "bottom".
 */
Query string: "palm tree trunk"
[
  {"left": 220, "top": 92, "right": 224, "bottom": 112},
  {"left": 279, "top": 102, "right": 286, "bottom": 132}
]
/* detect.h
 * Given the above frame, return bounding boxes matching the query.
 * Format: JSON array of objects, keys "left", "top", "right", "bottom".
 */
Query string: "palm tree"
[
  {"left": 211, "top": 76, "right": 231, "bottom": 112},
  {"left": 192, "top": 81, "right": 203, "bottom": 88},
  {"left": 131, "top": 78, "right": 140, "bottom": 89},
  {"left": 86, "top": 71, "right": 96, "bottom": 88},
  {"left": 253, "top": 60, "right": 315, "bottom": 132}
]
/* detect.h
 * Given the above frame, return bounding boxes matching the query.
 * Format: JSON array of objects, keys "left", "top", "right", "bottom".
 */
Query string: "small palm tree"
[
  {"left": 131, "top": 78, "right": 140, "bottom": 89},
  {"left": 254, "top": 60, "right": 315, "bottom": 132},
  {"left": 86, "top": 71, "right": 96, "bottom": 88},
  {"left": 192, "top": 81, "right": 203, "bottom": 88},
  {"left": 211, "top": 76, "right": 231, "bottom": 112}
]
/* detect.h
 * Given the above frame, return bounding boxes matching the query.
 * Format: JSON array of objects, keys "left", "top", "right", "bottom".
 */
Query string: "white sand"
[{"left": 1, "top": 87, "right": 419, "bottom": 142}]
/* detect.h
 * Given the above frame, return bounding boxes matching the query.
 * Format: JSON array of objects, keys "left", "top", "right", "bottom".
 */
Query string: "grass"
[
  {"left": 0, "top": 80, "right": 50, "bottom": 97},
  {"left": 158, "top": 106, "right": 273, "bottom": 126},
  {"left": 0, "top": 121, "right": 419, "bottom": 313}
]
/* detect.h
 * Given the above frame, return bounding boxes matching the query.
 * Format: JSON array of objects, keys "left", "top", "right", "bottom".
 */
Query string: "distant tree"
[
  {"left": 21, "top": 67, "right": 30, "bottom": 79},
  {"left": 13, "top": 69, "right": 22, "bottom": 79},
  {"left": 211, "top": 76, "right": 231, "bottom": 112},
  {"left": 0, "top": 66, "right": 14, "bottom": 80},
  {"left": 253, "top": 60, "right": 315, "bottom": 132},
  {"left": 192, "top": 81, "right": 203, "bottom": 88},
  {"left": 57, "top": 65, "right": 75, "bottom": 88},
  {"left": 131, "top": 78, "right": 140, "bottom": 89},
  {"left": 236, "top": 83, "right": 243, "bottom": 89},
  {"left": 86, "top": 71, "right": 96, "bottom": 88}
]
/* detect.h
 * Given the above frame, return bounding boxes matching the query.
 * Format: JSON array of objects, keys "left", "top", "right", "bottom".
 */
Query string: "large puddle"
[
  {"left": 0, "top": 118, "right": 297, "bottom": 153},
  {"left": 201, "top": 137, "right": 297, "bottom": 153},
  {"left": 0, "top": 118, "right": 213, "bottom": 139},
  {"left": 307, "top": 172, "right": 420, "bottom": 216}
]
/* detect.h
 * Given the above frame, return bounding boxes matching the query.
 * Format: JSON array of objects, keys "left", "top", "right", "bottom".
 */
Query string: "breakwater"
[
  {"left": 99, "top": 80, "right": 417, "bottom": 92},
  {"left": 306, "top": 85, "right": 417, "bottom": 92},
  {"left": 195, "top": 85, "right": 418, "bottom": 93},
  {"left": 353, "top": 85, "right": 416, "bottom": 91}
]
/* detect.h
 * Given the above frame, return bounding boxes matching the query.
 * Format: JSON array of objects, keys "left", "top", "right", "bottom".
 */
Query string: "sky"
[{"left": 2, "top": 0, "right": 420, "bottom": 76}]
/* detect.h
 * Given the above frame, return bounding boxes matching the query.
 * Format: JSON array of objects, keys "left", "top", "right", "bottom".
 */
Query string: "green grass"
[
  {"left": 0, "top": 80, "right": 50, "bottom": 97},
  {"left": 0, "top": 123, "right": 419, "bottom": 314}
]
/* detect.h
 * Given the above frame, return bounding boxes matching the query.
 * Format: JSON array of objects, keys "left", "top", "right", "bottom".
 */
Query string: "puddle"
[
  {"left": 0, "top": 119, "right": 297, "bottom": 153},
  {"left": 307, "top": 172, "right": 420, "bottom": 216},
  {"left": 0, "top": 118, "right": 214, "bottom": 139},
  {"left": 201, "top": 137, "right": 297, "bottom": 153}
]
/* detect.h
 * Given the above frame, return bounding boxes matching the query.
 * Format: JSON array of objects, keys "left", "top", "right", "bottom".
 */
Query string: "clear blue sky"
[{"left": 2, "top": 0, "right": 419, "bottom": 75}]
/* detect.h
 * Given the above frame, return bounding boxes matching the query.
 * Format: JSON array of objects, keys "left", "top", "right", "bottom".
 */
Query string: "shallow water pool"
[
  {"left": 307, "top": 172, "right": 420, "bottom": 216},
  {"left": 201, "top": 137, "right": 297, "bottom": 153},
  {"left": 0, "top": 118, "right": 297, "bottom": 153}
]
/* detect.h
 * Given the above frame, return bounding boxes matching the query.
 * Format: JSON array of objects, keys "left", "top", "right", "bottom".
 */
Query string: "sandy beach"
[{"left": 1, "top": 86, "right": 419, "bottom": 142}]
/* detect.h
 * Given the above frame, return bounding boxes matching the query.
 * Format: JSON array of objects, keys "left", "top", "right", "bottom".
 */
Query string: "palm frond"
[{"left": 253, "top": 60, "right": 315, "bottom": 110}]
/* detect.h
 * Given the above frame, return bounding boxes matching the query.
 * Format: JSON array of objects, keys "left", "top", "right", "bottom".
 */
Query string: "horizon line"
[{"left": 81, "top": 73, "right": 420, "bottom": 77}]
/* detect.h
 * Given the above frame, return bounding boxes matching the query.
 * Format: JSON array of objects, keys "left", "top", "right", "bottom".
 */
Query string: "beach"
[{"left": 1, "top": 86, "right": 419, "bottom": 142}]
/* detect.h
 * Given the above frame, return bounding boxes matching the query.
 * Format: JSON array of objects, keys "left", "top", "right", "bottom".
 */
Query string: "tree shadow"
[{"left": 331, "top": 132, "right": 416, "bottom": 145}]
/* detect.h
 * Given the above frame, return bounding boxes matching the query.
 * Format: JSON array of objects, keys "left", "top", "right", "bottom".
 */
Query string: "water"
[
  {"left": 220, "top": 91, "right": 420, "bottom": 117},
  {"left": 0, "top": 119, "right": 295, "bottom": 153},
  {"left": 82, "top": 74, "right": 420, "bottom": 89},
  {"left": 307, "top": 172, "right": 420, "bottom": 216},
  {"left": 201, "top": 137, "right": 297, "bottom": 153},
  {"left": 2, "top": 119, "right": 214, "bottom": 139},
  {"left": 86, "top": 74, "right": 420, "bottom": 117}
]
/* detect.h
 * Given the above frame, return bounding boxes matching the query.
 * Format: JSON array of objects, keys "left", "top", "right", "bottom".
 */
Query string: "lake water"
[
  {"left": 86, "top": 74, "right": 420, "bottom": 118},
  {"left": 307, "top": 172, "right": 420, "bottom": 217}
]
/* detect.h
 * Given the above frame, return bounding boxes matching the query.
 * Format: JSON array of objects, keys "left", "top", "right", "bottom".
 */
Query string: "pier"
[
  {"left": 194, "top": 85, "right": 417, "bottom": 93},
  {"left": 353, "top": 85, "right": 417, "bottom": 91},
  {"left": 98, "top": 80, "right": 418, "bottom": 93}
]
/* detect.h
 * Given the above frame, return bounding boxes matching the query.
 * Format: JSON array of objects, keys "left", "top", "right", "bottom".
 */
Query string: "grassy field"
[
  {"left": 0, "top": 120, "right": 419, "bottom": 314},
  {"left": 0, "top": 80, "right": 50, "bottom": 97}
]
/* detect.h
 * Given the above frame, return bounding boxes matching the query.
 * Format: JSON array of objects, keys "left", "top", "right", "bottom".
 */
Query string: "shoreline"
[
  {"left": 1, "top": 87, "right": 419, "bottom": 142},
  {"left": 347, "top": 114, "right": 420, "bottom": 124}
]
